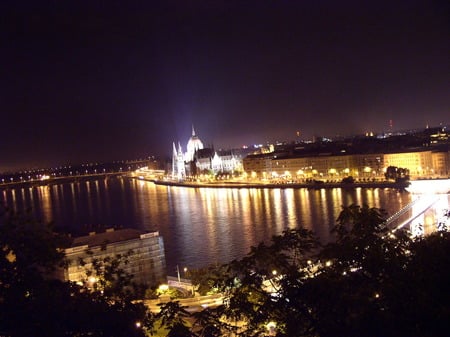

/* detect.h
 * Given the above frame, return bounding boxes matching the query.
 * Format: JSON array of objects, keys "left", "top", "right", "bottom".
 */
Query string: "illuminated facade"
[
  {"left": 243, "top": 149, "right": 450, "bottom": 180},
  {"left": 172, "top": 142, "right": 186, "bottom": 180},
  {"left": 242, "top": 154, "right": 273, "bottom": 179},
  {"left": 432, "top": 151, "right": 450, "bottom": 177},
  {"left": 185, "top": 126, "right": 204, "bottom": 162},
  {"left": 171, "top": 126, "right": 244, "bottom": 178},
  {"left": 215, "top": 150, "right": 242, "bottom": 173},
  {"left": 384, "top": 151, "right": 433, "bottom": 177},
  {"left": 64, "top": 228, "right": 166, "bottom": 287}
]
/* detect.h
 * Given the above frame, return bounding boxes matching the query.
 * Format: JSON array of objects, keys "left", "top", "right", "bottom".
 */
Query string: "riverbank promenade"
[{"left": 140, "top": 177, "right": 410, "bottom": 190}]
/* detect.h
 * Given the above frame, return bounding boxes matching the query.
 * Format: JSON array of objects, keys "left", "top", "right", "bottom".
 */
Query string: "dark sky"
[{"left": 1, "top": 0, "right": 449, "bottom": 172}]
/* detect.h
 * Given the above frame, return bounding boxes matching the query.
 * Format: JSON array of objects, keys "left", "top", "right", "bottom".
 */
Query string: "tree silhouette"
[
  {"left": 0, "top": 204, "right": 152, "bottom": 337},
  {"left": 157, "top": 301, "right": 193, "bottom": 337},
  {"left": 186, "top": 204, "right": 450, "bottom": 337}
]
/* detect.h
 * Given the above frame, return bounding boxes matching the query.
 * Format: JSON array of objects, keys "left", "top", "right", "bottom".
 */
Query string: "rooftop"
[{"left": 71, "top": 228, "right": 158, "bottom": 248}]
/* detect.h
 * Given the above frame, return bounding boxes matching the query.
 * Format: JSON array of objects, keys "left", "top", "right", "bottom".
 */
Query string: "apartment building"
[{"left": 64, "top": 228, "right": 166, "bottom": 288}]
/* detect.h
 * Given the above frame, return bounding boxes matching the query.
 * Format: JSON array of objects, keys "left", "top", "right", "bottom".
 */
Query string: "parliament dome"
[{"left": 186, "top": 126, "right": 204, "bottom": 161}]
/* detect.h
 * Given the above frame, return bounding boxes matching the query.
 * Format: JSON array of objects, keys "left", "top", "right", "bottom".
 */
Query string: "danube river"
[{"left": 0, "top": 177, "right": 414, "bottom": 273}]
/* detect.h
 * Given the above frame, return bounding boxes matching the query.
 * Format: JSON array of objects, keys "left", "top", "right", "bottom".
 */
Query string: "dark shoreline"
[
  {"left": 148, "top": 178, "right": 410, "bottom": 190},
  {"left": 0, "top": 172, "right": 124, "bottom": 190},
  {"left": 0, "top": 174, "right": 410, "bottom": 191}
]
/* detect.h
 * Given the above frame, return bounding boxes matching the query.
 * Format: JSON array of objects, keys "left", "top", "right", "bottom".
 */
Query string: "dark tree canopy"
[
  {"left": 183, "top": 204, "right": 450, "bottom": 337},
  {"left": 0, "top": 204, "right": 152, "bottom": 337},
  {"left": 384, "top": 166, "right": 410, "bottom": 182}
]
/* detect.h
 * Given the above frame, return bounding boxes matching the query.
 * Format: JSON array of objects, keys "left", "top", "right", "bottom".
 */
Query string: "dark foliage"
[
  {"left": 384, "top": 166, "right": 410, "bottom": 182},
  {"left": 186, "top": 204, "right": 450, "bottom": 337},
  {"left": 0, "top": 204, "right": 152, "bottom": 337}
]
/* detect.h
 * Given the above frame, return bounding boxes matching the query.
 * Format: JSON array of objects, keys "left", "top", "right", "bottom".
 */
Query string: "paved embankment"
[{"left": 142, "top": 178, "right": 409, "bottom": 190}]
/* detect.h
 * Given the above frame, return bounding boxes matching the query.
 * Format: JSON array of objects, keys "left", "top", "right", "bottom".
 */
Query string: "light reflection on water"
[{"left": 0, "top": 177, "right": 413, "bottom": 272}]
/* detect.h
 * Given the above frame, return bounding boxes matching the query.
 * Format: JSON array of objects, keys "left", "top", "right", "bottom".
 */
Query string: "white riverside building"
[
  {"left": 172, "top": 126, "right": 246, "bottom": 180},
  {"left": 64, "top": 228, "right": 166, "bottom": 288}
]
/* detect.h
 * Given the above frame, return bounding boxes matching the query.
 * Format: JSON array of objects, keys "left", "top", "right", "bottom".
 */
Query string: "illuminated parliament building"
[{"left": 172, "top": 126, "right": 244, "bottom": 180}]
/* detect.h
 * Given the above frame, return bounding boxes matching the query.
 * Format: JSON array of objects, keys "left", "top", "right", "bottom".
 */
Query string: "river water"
[{"left": 0, "top": 177, "right": 413, "bottom": 273}]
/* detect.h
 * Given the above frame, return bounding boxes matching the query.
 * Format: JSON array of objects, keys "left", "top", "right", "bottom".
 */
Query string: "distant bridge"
[{"left": 0, "top": 172, "right": 125, "bottom": 189}]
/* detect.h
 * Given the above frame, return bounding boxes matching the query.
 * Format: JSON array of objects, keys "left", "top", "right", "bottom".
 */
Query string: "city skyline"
[{"left": 2, "top": 0, "right": 449, "bottom": 172}]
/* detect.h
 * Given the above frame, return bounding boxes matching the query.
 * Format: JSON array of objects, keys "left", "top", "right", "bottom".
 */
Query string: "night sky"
[{"left": 1, "top": 0, "right": 449, "bottom": 172}]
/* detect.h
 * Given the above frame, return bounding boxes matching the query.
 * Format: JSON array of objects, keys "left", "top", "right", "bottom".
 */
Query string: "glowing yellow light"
[
  {"left": 88, "top": 276, "right": 98, "bottom": 284},
  {"left": 158, "top": 284, "right": 169, "bottom": 292},
  {"left": 5, "top": 250, "right": 16, "bottom": 263},
  {"left": 266, "top": 321, "right": 277, "bottom": 334}
]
